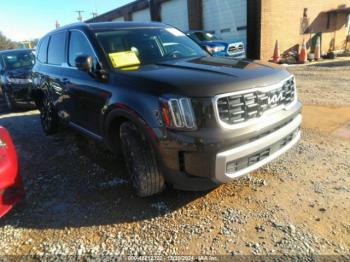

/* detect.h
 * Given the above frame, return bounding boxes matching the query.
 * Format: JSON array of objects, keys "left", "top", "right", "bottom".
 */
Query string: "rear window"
[
  {"left": 48, "top": 31, "right": 66, "bottom": 65},
  {"left": 37, "top": 36, "right": 49, "bottom": 63}
]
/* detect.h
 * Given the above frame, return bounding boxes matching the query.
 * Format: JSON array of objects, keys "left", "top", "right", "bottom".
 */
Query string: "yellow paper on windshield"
[{"left": 108, "top": 51, "right": 140, "bottom": 68}]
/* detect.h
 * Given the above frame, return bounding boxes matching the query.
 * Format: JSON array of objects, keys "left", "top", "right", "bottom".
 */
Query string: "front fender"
[{"left": 103, "top": 106, "right": 163, "bottom": 155}]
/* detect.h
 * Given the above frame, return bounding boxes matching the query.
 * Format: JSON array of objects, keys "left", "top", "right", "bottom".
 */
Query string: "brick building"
[
  {"left": 259, "top": 0, "right": 350, "bottom": 60},
  {"left": 86, "top": 0, "right": 350, "bottom": 61}
]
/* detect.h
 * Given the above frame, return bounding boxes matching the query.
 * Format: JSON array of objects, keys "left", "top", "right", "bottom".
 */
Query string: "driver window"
[{"left": 68, "top": 31, "right": 96, "bottom": 67}]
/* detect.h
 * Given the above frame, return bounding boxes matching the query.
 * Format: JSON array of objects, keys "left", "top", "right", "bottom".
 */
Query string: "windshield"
[
  {"left": 94, "top": 27, "right": 208, "bottom": 68},
  {"left": 193, "top": 32, "right": 219, "bottom": 41},
  {"left": 3, "top": 51, "right": 35, "bottom": 70}
]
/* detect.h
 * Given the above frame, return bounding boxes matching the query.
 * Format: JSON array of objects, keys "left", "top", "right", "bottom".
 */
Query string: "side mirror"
[{"left": 75, "top": 55, "right": 93, "bottom": 72}]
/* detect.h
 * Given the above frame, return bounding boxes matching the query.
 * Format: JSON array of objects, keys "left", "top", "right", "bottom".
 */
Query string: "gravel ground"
[
  {"left": 0, "top": 59, "right": 349, "bottom": 258},
  {"left": 287, "top": 59, "right": 350, "bottom": 107}
]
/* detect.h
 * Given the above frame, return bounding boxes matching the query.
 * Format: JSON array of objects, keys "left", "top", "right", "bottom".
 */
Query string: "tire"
[
  {"left": 40, "top": 94, "right": 59, "bottom": 135},
  {"left": 120, "top": 122, "right": 165, "bottom": 197},
  {"left": 3, "top": 90, "right": 16, "bottom": 111}
]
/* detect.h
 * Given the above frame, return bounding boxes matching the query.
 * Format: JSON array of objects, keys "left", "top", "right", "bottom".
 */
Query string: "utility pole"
[
  {"left": 91, "top": 12, "right": 98, "bottom": 18},
  {"left": 55, "top": 20, "right": 60, "bottom": 29},
  {"left": 76, "top": 10, "right": 84, "bottom": 22}
]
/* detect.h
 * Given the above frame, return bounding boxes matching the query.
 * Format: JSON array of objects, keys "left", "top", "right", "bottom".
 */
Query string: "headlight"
[
  {"left": 206, "top": 45, "right": 226, "bottom": 54},
  {"left": 5, "top": 76, "right": 32, "bottom": 84},
  {"left": 160, "top": 97, "right": 196, "bottom": 130}
]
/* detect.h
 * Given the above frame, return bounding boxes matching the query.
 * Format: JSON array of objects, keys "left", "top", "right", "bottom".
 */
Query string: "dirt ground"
[{"left": 0, "top": 59, "right": 349, "bottom": 258}]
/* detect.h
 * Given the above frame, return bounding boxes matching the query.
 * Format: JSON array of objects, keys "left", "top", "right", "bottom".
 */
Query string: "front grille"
[
  {"left": 216, "top": 77, "right": 295, "bottom": 126},
  {"left": 228, "top": 44, "right": 244, "bottom": 54}
]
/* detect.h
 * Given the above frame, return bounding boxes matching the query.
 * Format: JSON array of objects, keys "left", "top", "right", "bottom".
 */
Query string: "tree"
[{"left": 0, "top": 31, "right": 17, "bottom": 50}]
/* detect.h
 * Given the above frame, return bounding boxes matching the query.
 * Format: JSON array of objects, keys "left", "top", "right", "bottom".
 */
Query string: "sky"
[{"left": 0, "top": 0, "right": 135, "bottom": 41}]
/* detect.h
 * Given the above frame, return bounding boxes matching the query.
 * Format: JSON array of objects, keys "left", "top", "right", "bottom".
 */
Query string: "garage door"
[
  {"left": 111, "top": 16, "right": 124, "bottom": 22},
  {"left": 202, "top": 0, "right": 247, "bottom": 45},
  {"left": 132, "top": 8, "right": 151, "bottom": 22},
  {"left": 161, "top": 0, "right": 189, "bottom": 31}
]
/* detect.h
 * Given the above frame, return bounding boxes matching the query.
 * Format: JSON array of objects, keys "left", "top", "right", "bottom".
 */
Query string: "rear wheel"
[
  {"left": 3, "top": 90, "right": 16, "bottom": 111},
  {"left": 120, "top": 122, "right": 165, "bottom": 197},
  {"left": 40, "top": 95, "right": 59, "bottom": 135}
]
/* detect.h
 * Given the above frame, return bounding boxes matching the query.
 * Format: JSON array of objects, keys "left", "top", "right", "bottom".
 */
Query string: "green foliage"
[{"left": 0, "top": 31, "right": 18, "bottom": 50}]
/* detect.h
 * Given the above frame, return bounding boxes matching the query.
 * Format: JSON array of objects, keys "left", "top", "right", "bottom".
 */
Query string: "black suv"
[
  {"left": 0, "top": 49, "right": 36, "bottom": 110},
  {"left": 32, "top": 22, "right": 302, "bottom": 197}
]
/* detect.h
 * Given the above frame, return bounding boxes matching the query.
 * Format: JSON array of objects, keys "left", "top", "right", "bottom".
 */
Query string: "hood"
[
  {"left": 112, "top": 56, "right": 291, "bottom": 97},
  {"left": 5, "top": 66, "right": 32, "bottom": 79},
  {"left": 201, "top": 40, "right": 229, "bottom": 47}
]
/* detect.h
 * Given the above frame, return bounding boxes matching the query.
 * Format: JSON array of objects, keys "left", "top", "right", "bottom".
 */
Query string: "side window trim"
[
  {"left": 45, "top": 36, "right": 51, "bottom": 64},
  {"left": 37, "top": 39, "right": 43, "bottom": 63},
  {"left": 37, "top": 36, "right": 50, "bottom": 64},
  {"left": 46, "top": 35, "right": 54, "bottom": 65},
  {"left": 67, "top": 29, "right": 99, "bottom": 69}
]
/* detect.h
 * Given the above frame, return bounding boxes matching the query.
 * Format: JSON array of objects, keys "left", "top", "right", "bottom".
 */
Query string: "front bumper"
[
  {"left": 158, "top": 100, "right": 302, "bottom": 191},
  {"left": 0, "top": 127, "right": 25, "bottom": 218},
  {"left": 212, "top": 51, "right": 246, "bottom": 59},
  {"left": 227, "top": 51, "right": 246, "bottom": 59},
  {"left": 214, "top": 114, "right": 301, "bottom": 183},
  {"left": 6, "top": 84, "right": 33, "bottom": 103},
  {"left": 6, "top": 83, "right": 36, "bottom": 105}
]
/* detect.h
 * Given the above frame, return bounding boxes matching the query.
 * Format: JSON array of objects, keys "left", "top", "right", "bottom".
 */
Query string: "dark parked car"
[
  {"left": 32, "top": 22, "right": 301, "bottom": 197},
  {"left": 186, "top": 30, "right": 245, "bottom": 58},
  {"left": 0, "top": 49, "right": 36, "bottom": 110}
]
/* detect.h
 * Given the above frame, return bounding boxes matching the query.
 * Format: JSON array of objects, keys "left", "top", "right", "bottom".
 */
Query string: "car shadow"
[{"left": 0, "top": 111, "right": 211, "bottom": 230}]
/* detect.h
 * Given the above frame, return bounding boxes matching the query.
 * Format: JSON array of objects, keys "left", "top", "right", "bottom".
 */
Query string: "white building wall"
[
  {"left": 202, "top": 0, "right": 247, "bottom": 44},
  {"left": 161, "top": 0, "right": 189, "bottom": 31},
  {"left": 132, "top": 8, "right": 151, "bottom": 22},
  {"left": 111, "top": 16, "right": 125, "bottom": 22}
]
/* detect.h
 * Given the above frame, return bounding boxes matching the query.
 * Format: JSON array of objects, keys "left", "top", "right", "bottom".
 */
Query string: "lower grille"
[
  {"left": 228, "top": 44, "right": 244, "bottom": 54},
  {"left": 216, "top": 76, "right": 296, "bottom": 127},
  {"left": 226, "top": 128, "right": 299, "bottom": 174}
]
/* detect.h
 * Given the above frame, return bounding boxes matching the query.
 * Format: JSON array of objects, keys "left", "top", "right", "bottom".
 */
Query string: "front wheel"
[
  {"left": 40, "top": 95, "right": 59, "bottom": 135},
  {"left": 120, "top": 122, "right": 165, "bottom": 197}
]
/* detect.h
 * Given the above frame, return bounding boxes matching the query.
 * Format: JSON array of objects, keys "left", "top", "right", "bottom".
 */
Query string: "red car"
[{"left": 0, "top": 126, "right": 25, "bottom": 218}]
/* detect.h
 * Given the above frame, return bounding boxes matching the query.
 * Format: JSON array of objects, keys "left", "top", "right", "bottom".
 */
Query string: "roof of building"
[
  {"left": 43, "top": 21, "right": 168, "bottom": 36},
  {"left": 327, "top": 6, "right": 350, "bottom": 14},
  {"left": 38, "top": 21, "right": 168, "bottom": 40},
  {"left": 86, "top": 21, "right": 166, "bottom": 30}
]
